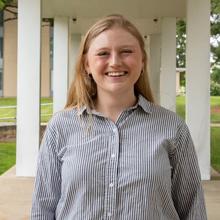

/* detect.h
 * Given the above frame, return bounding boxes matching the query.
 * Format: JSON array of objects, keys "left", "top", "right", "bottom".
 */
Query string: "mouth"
[{"left": 105, "top": 71, "right": 128, "bottom": 77}]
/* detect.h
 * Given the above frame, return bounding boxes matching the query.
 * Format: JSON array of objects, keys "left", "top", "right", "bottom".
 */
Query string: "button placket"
[
  {"left": 104, "top": 123, "right": 120, "bottom": 219},
  {"left": 111, "top": 153, "right": 116, "bottom": 158}
]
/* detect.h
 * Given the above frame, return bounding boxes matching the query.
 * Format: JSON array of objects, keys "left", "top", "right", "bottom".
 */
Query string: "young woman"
[{"left": 31, "top": 14, "right": 207, "bottom": 219}]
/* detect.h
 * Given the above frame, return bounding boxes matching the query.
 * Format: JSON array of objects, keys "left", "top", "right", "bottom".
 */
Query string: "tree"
[
  {"left": 211, "top": 67, "right": 220, "bottom": 95},
  {"left": 0, "top": 0, "right": 16, "bottom": 10},
  {"left": 176, "top": 0, "right": 220, "bottom": 66},
  {"left": 0, "top": 0, "right": 17, "bottom": 21},
  {"left": 176, "top": 20, "right": 186, "bottom": 68},
  {"left": 210, "top": 0, "right": 220, "bottom": 96},
  {"left": 211, "top": 67, "right": 220, "bottom": 84},
  {"left": 176, "top": 0, "right": 220, "bottom": 95},
  {"left": 211, "top": 0, "right": 220, "bottom": 66}
]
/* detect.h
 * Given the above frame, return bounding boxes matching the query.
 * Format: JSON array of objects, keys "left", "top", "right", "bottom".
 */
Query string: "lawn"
[
  {"left": 211, "top": 96, "right": 220, "bottom": 123},
  {"left": 1, "top": 96, "right": 219, "bottom": 123},
  {"left": 0, "top": 97, "right": 53, "bottom": 123},
  {"left": 0, "top": 142, "right": 16, "bottom": 175},
  {"left": 1, "top": 128, "right": 220, "bottom": 174},
  {"left": 176, "top": 96, "right": 220, "bottom": 123},
  {"left": 211, "top": 127, "right": 220, "bottom": 172},
  {"left": 0, "top": 96, "right": 220, "bottom": 175}
]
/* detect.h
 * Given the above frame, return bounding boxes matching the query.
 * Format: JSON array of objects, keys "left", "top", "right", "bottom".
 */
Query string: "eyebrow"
[{"left": 95, "top": 45, "right": 136, "bottom": 51}]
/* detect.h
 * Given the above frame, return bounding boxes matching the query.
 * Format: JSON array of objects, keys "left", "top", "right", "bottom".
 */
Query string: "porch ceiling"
[
  {"left": 42, "top": 0, "right": 186, "bottom": 19},
  {"left": 42, "top": 0, "right": 186, "bottom": 35}
]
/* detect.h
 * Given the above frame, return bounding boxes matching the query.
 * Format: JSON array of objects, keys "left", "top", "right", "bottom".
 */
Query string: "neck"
[{"left": 95, "top": 91, "right": 137, "bottom": 122}]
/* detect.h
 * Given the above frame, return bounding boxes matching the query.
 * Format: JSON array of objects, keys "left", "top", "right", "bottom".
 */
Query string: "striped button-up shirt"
[{"left": 31, "top": 95, "right": 207, "bottom": 220}]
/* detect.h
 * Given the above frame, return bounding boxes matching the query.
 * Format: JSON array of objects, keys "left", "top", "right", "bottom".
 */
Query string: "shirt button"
[
  {"left": 113, "top": 128, "right": 117, "bottom": 133},
  {"left": 109, "top": 183, "right": 114, "bottom": 187},
  {"left": 111, "top": 154, "right": 116, "bottom": 158}
]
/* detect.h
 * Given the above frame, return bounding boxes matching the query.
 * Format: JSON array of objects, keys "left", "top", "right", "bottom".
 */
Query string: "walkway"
[{"left": 0, "top": 167, "right": 220, "bottom": 220}]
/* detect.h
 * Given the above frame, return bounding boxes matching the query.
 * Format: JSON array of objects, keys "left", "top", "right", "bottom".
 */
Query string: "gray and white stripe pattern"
[{"left": 31, "top": 94, "right": 207, "bottom": 220}]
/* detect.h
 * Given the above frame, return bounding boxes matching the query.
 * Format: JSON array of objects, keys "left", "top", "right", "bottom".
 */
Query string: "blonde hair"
[{"left": 65, "top": 14, "right": 154, "bottom": 109}]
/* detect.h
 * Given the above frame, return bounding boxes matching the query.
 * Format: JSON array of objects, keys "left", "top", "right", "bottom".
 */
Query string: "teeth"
[{"left": 107, "top": 72, "right": 127, "bottom": 77}]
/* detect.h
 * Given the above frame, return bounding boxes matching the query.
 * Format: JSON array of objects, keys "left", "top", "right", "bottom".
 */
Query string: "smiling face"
[{"left": 85, "top": 27, "right": 144, "bottom": 100}]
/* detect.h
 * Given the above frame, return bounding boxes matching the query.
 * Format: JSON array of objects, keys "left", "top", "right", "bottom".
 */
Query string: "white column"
[
  {"left": 160, "top": 18, "right": 176, "bottom": 112},
  {"left": 186, "top": 0, "right": 210, "bottom": 180},
  {"left": 16, "top": 0, "right": 41, "bottom": 176},
  {"left": 53, "top": 17, "right": 69, "bottom": 113},
  {"left": 69, "top": 33, "right": 81, "bottom": 87},
  {"left": 149, "top": 34, "right": 161, "bottom": 104}
]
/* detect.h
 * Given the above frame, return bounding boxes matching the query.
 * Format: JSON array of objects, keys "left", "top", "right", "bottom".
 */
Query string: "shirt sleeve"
[
  {"left": 31, "top": 120, "right": 61, "bottom": 220},
  {"left": 171, "top": 121, "right": 207, "bottom": 220}
]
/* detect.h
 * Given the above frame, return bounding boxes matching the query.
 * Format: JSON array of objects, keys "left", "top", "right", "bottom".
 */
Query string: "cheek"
[
  {"left": 125, "top": 57, "right": 143, "bottom": 70},
  {"left": 89, "top": 58, "right": 107, "bottom": 72}
]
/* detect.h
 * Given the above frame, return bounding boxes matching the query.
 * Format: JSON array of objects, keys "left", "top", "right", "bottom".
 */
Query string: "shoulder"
[
  {"left": 139, "top": 95, "right": 184, "bottom": 128},
  {"left": 46, "top": 107, "right": 80, "bottom": 131},
  {"left": 150, "top": 104, "right": 193, "bottom": 145},
  {"left": 152, "top": 103, "right": 183, "bottom": 123}
]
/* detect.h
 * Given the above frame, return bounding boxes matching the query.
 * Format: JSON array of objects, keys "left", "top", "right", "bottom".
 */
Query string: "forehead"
[{"left": 88, "top": 27, "right": 140, "bottom": 50}]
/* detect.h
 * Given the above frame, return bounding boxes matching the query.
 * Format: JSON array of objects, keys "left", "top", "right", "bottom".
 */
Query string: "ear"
[
  {"left": 141, "top": 60, "right": 144, "bottom": 72},
  {"left": 141, "top": 54, "right": 145, "bottom": 68},
  {"left": 84, "top": 57, "right": 91, "bottom": 74}
]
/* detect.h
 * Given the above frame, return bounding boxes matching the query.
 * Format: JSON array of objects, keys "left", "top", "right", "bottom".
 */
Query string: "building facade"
[{"left": 0, "top": 9, "right": 51, "bottom": 97}]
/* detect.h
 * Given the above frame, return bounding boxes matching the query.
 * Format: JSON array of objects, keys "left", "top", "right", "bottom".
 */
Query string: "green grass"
[
  {"left": 0, "top": 98, "right": 17, "bottom": 106},
  {"left": 211, "top": 127, "right": 220, "bottom": 172},
  {"left": 0, "top": 97, "right": 53, "bottom": 123},
  {"left": 1, "top": 127, "right": 220, "bottom": 174},
  {"left": 176, "top": 96, "right": 220, "bottom": 173},
  {"left": 176, "top": 96, "right": 220, "bottom": 123},
  {"left": 176, "top": 96, "right": 185, "bottom": 119},
  {"left": 211, "top": 96, "right": 220, "bottom": 106},
  {"left": 40, "top": 98, "right": 53, "bottom": 122},
  {"left": 0, "top": 96, "right": 219, "bottom": 175},
  {"left": 210, "top": 96, "right": 220, "bottom": 123},
  {"left": 0, "top": 142, "right": 16, "bottom": 175}
]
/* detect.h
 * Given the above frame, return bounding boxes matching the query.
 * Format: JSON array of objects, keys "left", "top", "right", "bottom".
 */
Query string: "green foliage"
[
  {"left": 179, "top": 72, "right": 186, "bottom": 87},
  {"left": 211, "top": 67, "right": 220, "bottom": 96},
  {"left": 211, "top": 0, "right": 220, "bottom": 65},
  {"left": 0, "top": 1, "right": 5, "bottom": 10},
  {"left": 211, "top": 0, "right": 220, "bottom": 14},
  {"left": 0, "top": 0, "right": 16, "bottom": 11},
  {"left": 211, "top": 44, "right": 220, "bottom": 65},
  {"left": 211, "top": 81, "right": 220, "bottom": 96},
  {"left": 177, "top": 0, "right": 220, "bottom": 66},
  {"left": 211, "top": 67, "right": 220, "bottom": 84},
  {"left": 176, "top": 20, "right": 186, "bottom": 68}
]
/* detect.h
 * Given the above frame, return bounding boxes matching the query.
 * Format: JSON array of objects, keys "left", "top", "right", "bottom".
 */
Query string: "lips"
[{"left": 105, "top": 71, "right": 128, "bottom": 77}]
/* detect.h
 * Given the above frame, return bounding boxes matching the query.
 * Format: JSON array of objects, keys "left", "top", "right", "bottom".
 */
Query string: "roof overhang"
[{"left": 42, "top": 0, "right": 186, "bottom": 34}]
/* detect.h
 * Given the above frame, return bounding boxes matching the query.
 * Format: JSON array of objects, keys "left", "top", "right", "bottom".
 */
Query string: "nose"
[{"left": 109, "top": 52, "right": 122, "bottom": 67}]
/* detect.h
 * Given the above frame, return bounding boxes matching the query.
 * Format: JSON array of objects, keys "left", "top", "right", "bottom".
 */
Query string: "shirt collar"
[
  {"left": 77, "top": 94, "right": 153, "bottom": 116},
  {"left": 136, "top": 94, "right": 153, "bottom": 114},
  {"left": 77, "top": 105, "right": 87, "bottom": 116}
]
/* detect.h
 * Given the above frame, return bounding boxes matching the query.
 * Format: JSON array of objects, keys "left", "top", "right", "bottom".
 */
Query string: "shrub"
[{"left": 210, "top": 81, "right": 220, "bottom": 96}]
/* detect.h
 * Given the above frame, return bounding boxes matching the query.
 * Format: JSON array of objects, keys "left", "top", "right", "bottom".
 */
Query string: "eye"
[
  {"left": 121, "top": 49, "right": 133, "bottom": 54},
  {"left": 96, "top": 51, "right": 109, "bottom": 56}
]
